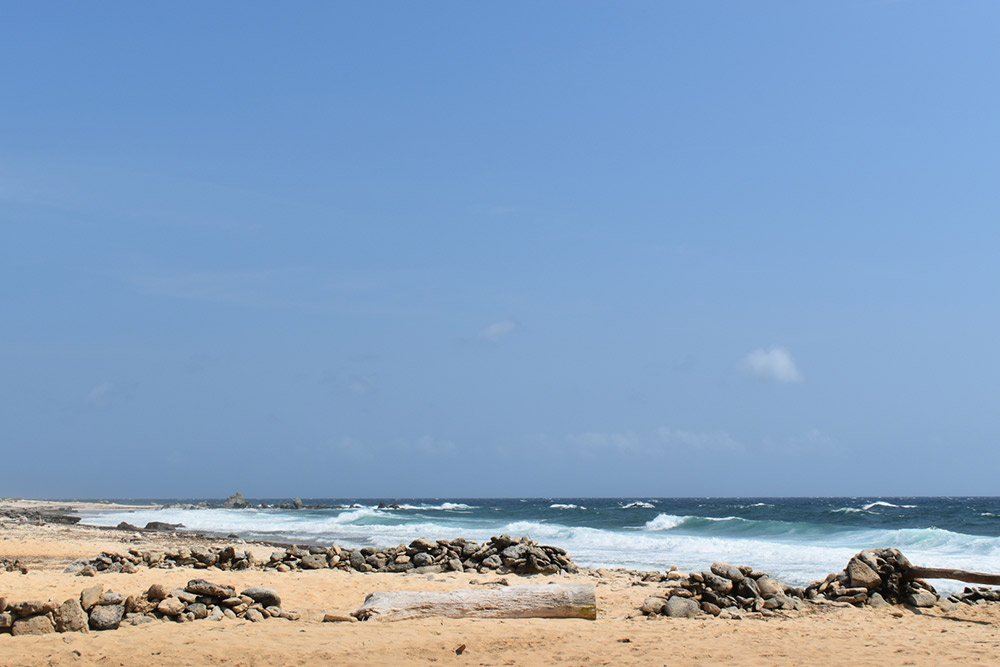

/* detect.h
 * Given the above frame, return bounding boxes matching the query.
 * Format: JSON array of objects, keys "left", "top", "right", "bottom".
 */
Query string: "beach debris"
[
  {"left": 75, "top": 534, "right": 579, "bottom": 576},
  {"left": 0, "top": 580, "right": 299, "bottom": 637},
  {"left": 455, "top": 643, "right": 467, "bottom": 655},
  {"left": 352, "top": 584, "right": 597, "bottom": 621},
  {"left": 322, "top": 613, "right": 358, "bottom": 622}
]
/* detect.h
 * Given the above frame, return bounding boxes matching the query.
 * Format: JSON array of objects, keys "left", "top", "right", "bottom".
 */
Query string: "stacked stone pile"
[
  {"left": 74, "top": 535, "right": 578, "bottom": 576},
  {"left": 948, "top": 586, "right": 1000, "bottom": 605},
  {"left": 803, "top": 548, "right": 937, "bottom": 607},
  {"left": 0, "top": 581, "right": 297, "bottom": 636},
  {"left": 639, "top": 562, "right": 808, "bottom": 619},
  {"left": 2, "top": 557, "right": 28, "bottom": 574}
]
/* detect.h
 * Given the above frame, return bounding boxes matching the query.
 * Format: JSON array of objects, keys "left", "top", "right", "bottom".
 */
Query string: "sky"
[{"left": 2, "top": 1, "right": 999, "bottom": 498}]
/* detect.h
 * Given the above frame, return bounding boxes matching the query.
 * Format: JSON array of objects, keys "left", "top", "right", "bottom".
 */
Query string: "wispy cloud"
[
  {"left": 86, "top": 382, "right": 114, "bottom": 407},
  {"left": 563, "top": 427, "right": 744, "bottom": 455},
  {"left": 742, "top": 346, "right": 802, "bottom": 383},
  {"left": 478, "top": 319, "right": 517, "bottom": 342}
]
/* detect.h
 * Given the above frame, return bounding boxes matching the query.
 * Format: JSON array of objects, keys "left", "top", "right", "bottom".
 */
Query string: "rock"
[
  {"left": 99, "top": 591, "right": 124, "bottom": 606},
  {"left": 187, "top": 603, "right": 209, "bottom": 619},
  {"left": 640, "top": 596, "right": 667, "bottom": 615},
  {"left": 934, "top": 598, "right": 959, "bottom": 612},
  {"left": 756, "top": 577, "right": 785, "bottom": 598},
  {"left": 847, "top": 558, "right": 882, "bottom": 591},
  {"left": 663, "top": 597, "right": 701, "bottom": 618},
  {"left": 447, "top": 558, "right": 464, "bottom": 572},
  {"left": 11, "top": 600, "right": 58, "bottom": 617},
  {"left": 156, "top": 598, "right": 186, "bottom": 616},
  {"left": 409, "top": 538, "right": 437, "bottom": 551},
  {"left": 144, "top": 521, "right": 183, "bottom": 531},
  {"left": 116, "top": 521, "right": 142, "bottom": 531},
  {"left": 412, "top": 552, "right": 434, "bottom": 568},
  {"left": 868, "top": 592, "right": 890, "bottom": 609},
  {"left": 701, "top": 601, "right": 722, "bottom": 616},
  {"left": 55, "top": 599, "right": 89, "bottom": 633},
  {"left": 300, "top": 554, "right": 328, "bottom": 570},
  {"left": 146, "top": 584, "right": 170, "bottom": 602},
  {"left": 128, "top": 615, "right": 155, "bottom": 626},
  {"left": 0, "top": 612, "right": 14, "bottom": 630},
  {"left": 185, "top": 580, "right": 236, "bottom": 599},
  {"left": 241, "top": 587, "right": 281, "bottom": 607},
  {"left": 292, "top": 497, "right": 304, "bottom": 510},
  {"left": 0, "top": 597, "right": 7, "bottom": 613},
  {"left": 223, "top": 492, "right": 250, "bottom": 509},
  {"left": 89, "top": 604, "right": 124, "bottom": 631},
  {"left": 710, "top": 562, "right": 745, "bottom": 583},
  {"left": 12, "top": 615, "right": 55, "bottom": 636},
  {"left": 349, "top": 551, "right": 366, "bottom": 570},
  {"left": 481, "top": 555, "right": 502, "bottom": 570},
  {"left": 245, "top": 608, "right": 265, "bottom": 622},
  {"left": 323, "top": 613, "right": 358, "bottom": 623},
  {"left": 906, "top": 591, "right": 938, "bottom": 608}
]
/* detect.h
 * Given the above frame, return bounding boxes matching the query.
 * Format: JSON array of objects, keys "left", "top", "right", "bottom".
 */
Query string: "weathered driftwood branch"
[
  {"left": 353, "top": 584, "right": 597, "bottom": 621},
  {"left": 904, "top": 565, "right": 1000, "bottom": 587}
]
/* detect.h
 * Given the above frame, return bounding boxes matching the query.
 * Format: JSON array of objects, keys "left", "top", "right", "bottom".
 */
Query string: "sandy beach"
[{"left": 1, "top": 501, "right": 998, "bottom": 666}]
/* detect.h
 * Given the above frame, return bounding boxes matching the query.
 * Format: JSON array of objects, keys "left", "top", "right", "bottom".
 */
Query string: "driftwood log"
[
  {"left": 905, "top": 565, "right": 1000, "bottom": 587},
  {"left": 353, "top": 584, "right": 597, "bottom": 621}
]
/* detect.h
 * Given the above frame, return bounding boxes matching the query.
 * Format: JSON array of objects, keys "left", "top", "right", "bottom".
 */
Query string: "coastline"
[{"left": 2, "top": 499, "right": 999, "bottom": 665}]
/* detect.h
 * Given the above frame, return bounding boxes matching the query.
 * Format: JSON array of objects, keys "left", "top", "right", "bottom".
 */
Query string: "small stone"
[
  {"left": 710, "top": 562, "right": 745, "bottom": 583},
  {"left": 146, "top": 584, "right": 170, "bottom": 602},
  {"left": 700, "top": 602, "right": 722, "bottom": 616},
  {"left": 156, "top": 598, "right": 186, "bottom": 616},
  {"left": 185, "top": 580, "right": 235, "bottom": 599},
  {"left": 323, "top": 613, "right": 358, "bottom": 623},
  {"left": 300, "top": 554, "right": 328, "bottom": 570},
  {"left": 55, "top": 599, "right": 89, "bottom": 633},
  {"left": 245, "top": 608, "right": 265, "bottom": 622},
  {"left": 868, "top": 592, "right": 890, "bottom": 609},
  {"left": 906, "top": 591, "right": 937, "bottom": 608},
  {"left": 187, "top": 603, "right": 209, "bottom": 619},
  {"left": 663, "top": 597, "right": 701, "bottom": 618},
  {"left": 241, "top": 587, "right": 281, "bottom": 607},
  {"left": 412, "top": 552, "right": 434, "bottom": 567},
  {"left": 89, "top": 604, "right": 124, "bottom": 631},
  {"left": 0, "top": 612, "right": 14, "bottom": 630},
  {"left": 640, "top": 596, "right": 668, "bottom": 615},
  {"left": 12, "top": 615, "right": 55, "bottom": 636}
]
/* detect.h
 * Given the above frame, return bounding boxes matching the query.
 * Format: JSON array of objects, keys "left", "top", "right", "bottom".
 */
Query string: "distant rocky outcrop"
[{"left": 222, "top": 492, "right": 250, "bottom": 509}]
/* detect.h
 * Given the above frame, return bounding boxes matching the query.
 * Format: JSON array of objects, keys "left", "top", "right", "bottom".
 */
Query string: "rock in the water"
[
  {"left": 223, "top": 492, "right": 250, "bottom": 509},
  {"left": 847, "top": 558, "right": 882, "bottom": 591},
  {"left": 89, "top": 604, "right": 124, "bottom": 631},
  {"left": 292, "top": 497, "right": 304, "bottom": 510},
  {"left": 55, "top": 599, "right": 89, "bottom": 633},
  {"left": 144, "top": 521, "right": 183, "bottom": 531},
  {"left": 12, "top": 615, "right": 55, "bottom": 636},
  {"left": 663, "top": 597, "right": 701, "bottom": 618},
  {"left": 241, "top": 587, "right": 281, "bottom": 607}
]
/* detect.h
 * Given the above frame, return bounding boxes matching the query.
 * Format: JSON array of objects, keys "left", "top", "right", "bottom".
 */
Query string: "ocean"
[{"left": 78, "top": 497, "right": 1000, "bottom": 592}]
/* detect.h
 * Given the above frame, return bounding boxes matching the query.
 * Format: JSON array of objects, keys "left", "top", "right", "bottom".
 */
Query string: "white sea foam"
[
  {"left": 862, "top": 501, "right": 916, "bottom": 510},
  {"left": 621, "top": 501, "right": 655, "bottom": 509},
  {"left": 77, "top": 507, "right": 1000, "bottom": 593},
  {"left": 550, "top": 504, "right": 585, "bottom": 510}
]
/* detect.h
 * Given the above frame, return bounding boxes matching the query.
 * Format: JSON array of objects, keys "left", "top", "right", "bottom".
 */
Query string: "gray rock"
[
  {"left": 185, "top": 579, "right": 235, "bottom": 599},
  {"left": 292, "top": 497, "right": 304, "bottom": 510},
  {"left": 245, "top": 608, "right": 265, "bottom": 622},
  {"left": 701, "top": 572, "right": 734, "bottom": 594},
  {"left": 99, "top": 591, "right": 124, "bottom": 605},
  {"left": 300, "top": 554, "right": 328, "bottom": 570},
  {"left": 79, "top": 584, "right": 104, "bottom": 611},
  {"left": 663, "top": 597, "right": 701, "bottom": 618},
  {"left": 412, "top": 552, "right": 434, "bottom": 567},
  {"left": 349, "top": 551, "right": 366, "bottom": 570},
  {"left": 12, "top": 615, "right": 55, "bottom": 636},
  {"left": 481, "top": 555, "right": 502, "bottom": 569},
  {"left": 409, "top": 538, "right": 437, "bottom": 551},
  {"left": 223, "top": 492, "right": 250, "bottom": 509},
  {"left": 640, "top": 596, "right": 667, "bottom": 615},
  {"left": 186, "top": 603, "right": 209, "bottom": 619},
  {"left": 847, "top": 558, "right": 882, "bottom": 591},
  {"left": 55, "top": 599, "right": 89, "bottom": 633},
  {"left": 241, "top": 587, "right": 281, "bottom": 607},
  {"left": 906, "top": 591, "right": 937, "bottom": 608},
  {"left": 89, "top": 604, "right": 124, "bottom": 631},
  {"left": 868, "top": 592, "right": 890, "bottom": 609},
  {"left": 447, "top": 558, "right": 464, "bottom": 572}
]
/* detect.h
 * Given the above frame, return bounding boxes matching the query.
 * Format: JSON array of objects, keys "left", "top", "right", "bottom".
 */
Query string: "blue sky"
[{"left": 2, "top": 1, "right": 999, "bottom": 498}]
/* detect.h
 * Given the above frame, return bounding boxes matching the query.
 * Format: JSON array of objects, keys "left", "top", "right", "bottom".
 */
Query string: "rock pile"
[
  {"left": 803, "top": 549, "right": 937, "bottom": 607},
  {"left": 2, "top": 557, "right": 28, "bottom": 574},
  {"left": 74, "top": 535, "right": 578, "bottom": 576},
  {"left": 0, "top": 581, "right": 297, "bottom": 636},
  {"left": 638, "top": 562, "right": 807, "bottom": 619},
  {"left": 948, "top": 586, "right": 1000, "bottom": 605}
]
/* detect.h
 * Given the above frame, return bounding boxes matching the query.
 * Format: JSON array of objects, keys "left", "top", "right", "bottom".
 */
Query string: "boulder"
[
  {"left": 710, "top": 562, "right": 745, "bottom": 583},
  {"left": 756, "top": 577, "right": 785, "bottom": 598},
  {"left": 187, "top": 603, "right": 209, "bottom": 619},
  {"left": 412, "top": 552, "right": 434, "bottom": 568},
  {"left": 89, "top": 604, "right": 124, "bottom": 631},
  {"left": 663, "top": 597, "right": 701, "bottom": 618},
  {"left": 144, "top": 521, "right": 183, "bottom": 531},
  {"left": 245, "top": 608, "right": 265, "bottom": 622},
  {"left": 0, "top": 612, "right": 14, "bottom": 630},
  {"left": 223, "top": 492, "right": 250, "bottom": 509},
  {"left": 300, "top": 554, "right": 328, "bottom": 570},
  {"left": 292, "top": 497, "right": 304, "bottom": 510},
  {"left": 156, "top": 598, "right": 186, "bottom": 616},
  {"left": 12, "top": 615, "right": 55, "bottom": 636},
  {"left": 481, "top": 555, "right": 502, "bottom": 570},
  {"left": 241, "top": 587, "right": 281, "bottom": 607},
  {"left": 185, "top": 580, "right": 236, "bottom": 599},
  {"left": 11, "top": 600, "right": 58, "bottom": 617},
  {"left": 640, "top": 596, "right": 667, "bottom": 615},
  {"left": 55, "top": 599, "right": 89, "bottom": 633},
  {"left": 906, "top": 591, "right": 937, "bottom": 608},
  {"left": 847, "top": 558, "right": 882, "bottom": 591},
  {"left": 146, "top": 584, "right": 170, "bottom": 602},
  {"left": 409, "top": 538, "right": 437, "bottom": 551}
]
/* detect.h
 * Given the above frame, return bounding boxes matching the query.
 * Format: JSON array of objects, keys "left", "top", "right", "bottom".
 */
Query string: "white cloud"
[
  {"left": 478, "top": 319, "right": 517, "bottom": 342},
  {"left": 742, "top": 346, "right": 802, "bottom": 383}
]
